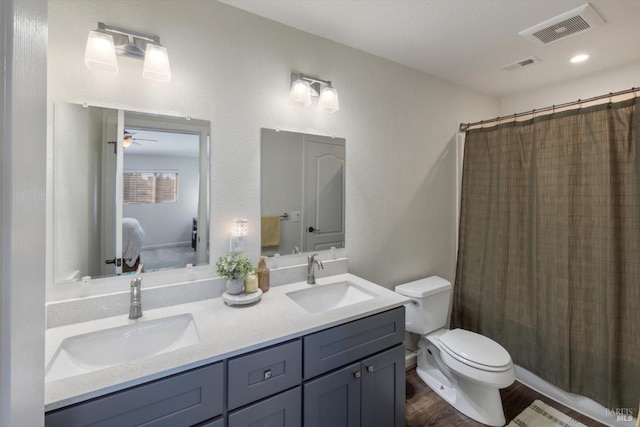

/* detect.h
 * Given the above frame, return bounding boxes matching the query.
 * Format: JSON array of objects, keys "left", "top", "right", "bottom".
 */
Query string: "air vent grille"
[
  {"left": 501, "top": 56, "right": 541, "bottom": 72},
  {"left": 532, "top": 15, "right": 590, "bottom": 44},
  {"left": 519, "top": 3, "right": 605, "bottom": 46}
]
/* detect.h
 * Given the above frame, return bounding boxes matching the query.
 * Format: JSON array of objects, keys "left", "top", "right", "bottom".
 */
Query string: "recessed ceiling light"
[{"left": 570, "top": 54, "right": 590, "bottom": 63}]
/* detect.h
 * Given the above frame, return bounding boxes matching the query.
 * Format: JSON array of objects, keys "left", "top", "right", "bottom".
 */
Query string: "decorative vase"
[{"left": 226, "top": 278, "right": 244, "bottom": 295}]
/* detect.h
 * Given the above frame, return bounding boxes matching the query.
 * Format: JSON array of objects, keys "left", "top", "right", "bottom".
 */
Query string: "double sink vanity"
[{"left": 45, "top": 271, "right": 409, "bottom": 427}]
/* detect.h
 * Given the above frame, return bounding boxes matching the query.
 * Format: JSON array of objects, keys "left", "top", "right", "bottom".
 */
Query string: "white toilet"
[{"left": 396, "top": 276, "right": 515, "bottom": 426}]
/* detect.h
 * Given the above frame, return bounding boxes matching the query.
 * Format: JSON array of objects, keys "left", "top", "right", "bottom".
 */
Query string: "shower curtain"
[{"left": 452, "top": 98, "right": 639, "bottom": 411}]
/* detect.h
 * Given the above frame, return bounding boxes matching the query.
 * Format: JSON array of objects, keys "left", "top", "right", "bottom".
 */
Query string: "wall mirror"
[
  {"left": 54, "top": 102, "right": 210, "bottom": 284},
  {"left": 260, "top": 128, "right": 345, "bottom": 257}
]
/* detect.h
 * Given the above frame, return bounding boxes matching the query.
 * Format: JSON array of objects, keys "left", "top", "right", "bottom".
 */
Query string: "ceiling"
[
  {"left": 124, "top": 129, "right": 200, "bottom": 158},
  {"left": 219, "top": 0, "right": 640, "bottom": 97}
]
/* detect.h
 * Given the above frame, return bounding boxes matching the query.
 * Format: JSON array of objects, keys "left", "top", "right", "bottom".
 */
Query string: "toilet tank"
[{"left": 395, "top": 276, "right": 452, "bottom": 335}]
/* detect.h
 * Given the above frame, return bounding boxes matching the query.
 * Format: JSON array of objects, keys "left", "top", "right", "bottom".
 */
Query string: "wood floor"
[{"left": 405, "top": 368, "right": 606, "bottom": 426}]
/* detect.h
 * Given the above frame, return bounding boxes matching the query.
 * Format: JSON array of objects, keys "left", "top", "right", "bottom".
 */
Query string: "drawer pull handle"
[
  {"left": 354, "top": 371, "right": 361, "bottom": 379},
  {"left": 367, "top": 365, "right": 374, "bottom": 373},
  {"left": 264, "top": 369, "right": 272, "bottom": 380}
]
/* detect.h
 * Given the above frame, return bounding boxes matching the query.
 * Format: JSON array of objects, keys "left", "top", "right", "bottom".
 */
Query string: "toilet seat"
[{"left": 439, "top": 329, "right": 512, "bottom": 372}]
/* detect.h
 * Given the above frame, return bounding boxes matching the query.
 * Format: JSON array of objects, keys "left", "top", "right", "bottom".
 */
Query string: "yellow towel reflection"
[{"left": 261, "top": 216, "right": 280, "bottom": 247}]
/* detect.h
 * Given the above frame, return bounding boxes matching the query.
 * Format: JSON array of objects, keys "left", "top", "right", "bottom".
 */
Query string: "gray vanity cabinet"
[{"left": 45, "top": 306, "right": 404, "bottom": 427}]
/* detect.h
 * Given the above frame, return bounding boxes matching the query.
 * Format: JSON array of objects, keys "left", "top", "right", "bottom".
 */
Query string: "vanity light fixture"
[
  {"left": 289, "top": 73, "right": 340, "bottom": 113},
  {"left": 230, "top": 218, "right": 248, "bottom": 252},
  {"left": 84, "top": 22, "right": 171, "bottom": 82}
]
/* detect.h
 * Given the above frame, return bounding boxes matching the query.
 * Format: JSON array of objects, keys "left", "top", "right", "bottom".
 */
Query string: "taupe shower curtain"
[{"left": 452, "top": 99, "right": 640, "bottom": 410}]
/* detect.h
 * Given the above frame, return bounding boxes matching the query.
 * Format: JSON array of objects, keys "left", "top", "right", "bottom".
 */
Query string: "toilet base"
[{"left": 416, "top": 339, "right": 508, "bottom": 426}]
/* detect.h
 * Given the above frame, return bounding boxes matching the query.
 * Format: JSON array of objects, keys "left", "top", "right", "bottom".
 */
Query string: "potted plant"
[{"left": 216, "top": 252, "right": 254, "bottom": 295}]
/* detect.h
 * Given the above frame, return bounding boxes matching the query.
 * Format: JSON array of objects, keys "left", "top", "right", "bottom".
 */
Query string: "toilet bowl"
[{"left": 396, "top": 277, "right": 515, "bottom": 426}]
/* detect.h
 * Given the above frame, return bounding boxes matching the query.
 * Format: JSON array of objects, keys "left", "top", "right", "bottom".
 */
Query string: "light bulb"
[
  {"left": 318, "top": 86, "right": 339, "bottom": 113},
  {"left": 289, "top": 79, "right": 312, "bottom": 107},
  {"left": 84, "top": 31, "right": 118, "bottom": 73},
  {"left": 143, "top": 44, "right": 172, "bottom": 82}
]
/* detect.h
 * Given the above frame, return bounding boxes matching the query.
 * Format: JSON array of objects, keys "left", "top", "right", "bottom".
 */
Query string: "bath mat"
[{"left": 507, "top": 399, "right": 587, "bottom": 427}]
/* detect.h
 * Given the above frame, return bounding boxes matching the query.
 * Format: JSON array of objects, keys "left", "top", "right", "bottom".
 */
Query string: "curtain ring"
[
  {"left": 609, "top": 92, "right": 613, "bottom": 108},
  {"left": 512, "top": 113, "right": 517, "bottom": 126},
  {"left": 552, "top": 105, "right": 555, "bottom": 115}
]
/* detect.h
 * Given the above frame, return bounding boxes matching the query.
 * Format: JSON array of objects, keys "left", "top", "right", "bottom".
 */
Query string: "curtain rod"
[{"left": 459, "top": 86, "right": 638, "bottom": 132}]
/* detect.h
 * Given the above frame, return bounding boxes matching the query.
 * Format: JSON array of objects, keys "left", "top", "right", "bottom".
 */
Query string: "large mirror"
[
  {"left": 54, "top": 102, "right": 210, "bottom": 284},
  {"left": 260, "top": 129, "right": 345, "bottom": 257}
]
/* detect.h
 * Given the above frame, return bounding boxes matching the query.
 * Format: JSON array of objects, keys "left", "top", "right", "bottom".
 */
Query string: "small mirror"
[
  {"left": 54, "top": 102, "right": 210, "bottom": 283},
  {"left": 260, "top": 129, "right": 345, "bottom": 257}
]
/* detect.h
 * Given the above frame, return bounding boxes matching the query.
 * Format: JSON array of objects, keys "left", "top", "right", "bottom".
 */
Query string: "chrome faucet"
[
  {"left": 129, "top": 277, "right": 143, "bottom": 319},
  {"left": 307, "top": 253, "right": 324, "bottom": 284}
]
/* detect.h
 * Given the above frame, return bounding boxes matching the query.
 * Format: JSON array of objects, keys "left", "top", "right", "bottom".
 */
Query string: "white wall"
[
  {"left": 123, "top": 154, "right": 199, "bottom": 247},
  {"left": 47, "top": 0, "right": 499, "bottom": 295},
  {"left": 501, "top": 60, "right": 640, "bottom": 115},
  {"left": 1, "top": 0, "right": 47, "bottom": 425}
]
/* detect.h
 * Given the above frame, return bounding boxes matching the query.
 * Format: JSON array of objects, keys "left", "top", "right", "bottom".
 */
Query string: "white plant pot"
[{"left": 226, "top": 278, "right": 244, "bottom": 295}]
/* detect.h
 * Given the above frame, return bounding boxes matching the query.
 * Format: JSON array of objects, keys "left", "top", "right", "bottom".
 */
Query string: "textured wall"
[
  {"left": 47, "top": 0, "right": 499, "bottom": 297},
  {"left": 1, "top": 0, "right": 47, "bottom": 425},
  {"left": 501, "top": 61, "right": 640, "bottom": 115}
]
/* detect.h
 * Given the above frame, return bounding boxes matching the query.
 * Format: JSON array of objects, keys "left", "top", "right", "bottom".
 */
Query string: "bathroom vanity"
[{"left": 44, "top": 273, "right": 408, "bottom": 427}]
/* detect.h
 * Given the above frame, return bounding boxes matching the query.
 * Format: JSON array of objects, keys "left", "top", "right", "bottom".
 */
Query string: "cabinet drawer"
[
  {"left": 228, "top": 339, "right": 302, "bottom": 410},
  {"left": 228, "top": 386, "right": 301, "bottom": 427},
  {"left": 196, "top": 416, "right": 225, "bottom": 427},
  {"left": 45, "top": 362, "right": 224, "bottom": 427},
  {"left": 303, "top": 307, "right": 404, "bottom": 379}
]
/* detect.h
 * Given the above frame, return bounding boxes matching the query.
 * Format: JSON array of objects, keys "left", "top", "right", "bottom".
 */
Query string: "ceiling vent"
[
  {"left": 519, "top": 3, "right": 605, "bottom": 46},
  {"left": 501, "top": 56, "right": 542, "bottom": 72}
]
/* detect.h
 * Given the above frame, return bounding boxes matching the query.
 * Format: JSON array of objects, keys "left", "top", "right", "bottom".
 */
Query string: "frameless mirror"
[
  {"left": 260, "top": 128, "right": 345, "bottom": 257},
  {"left": 54, "top": 102, "right": 210, "bottom": 284}
]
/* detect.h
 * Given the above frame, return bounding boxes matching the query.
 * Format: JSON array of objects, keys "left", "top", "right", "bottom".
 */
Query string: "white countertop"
[{"left": 45, "top": 273, "right": 409, "bottom": 411}]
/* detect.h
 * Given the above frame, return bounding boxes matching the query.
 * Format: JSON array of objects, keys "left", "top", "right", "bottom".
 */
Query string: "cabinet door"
[
  {"left": 228, "top": 387, "right": 301, "bottom": 427},
  {"left": 45, "top": 362, "right": 224, "bottom": 427},
  {"left": 303, "top": 363, "right": 361, "bottom": 427},
  {"left": 361, "top": 345, "right": 405, "bottom": 427}
]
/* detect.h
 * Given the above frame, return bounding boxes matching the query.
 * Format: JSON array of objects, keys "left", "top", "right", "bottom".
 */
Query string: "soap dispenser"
[{"left": 257, "top": 256, "right": 270, "bottom": 293}]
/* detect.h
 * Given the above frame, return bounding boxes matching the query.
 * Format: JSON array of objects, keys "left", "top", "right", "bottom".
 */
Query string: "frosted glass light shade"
[
  {"left": 84, "top": 31, "right": 118, "bottom": 72},
  {"left": 289, "top": 79, "right": 312, "bottom": 107},
  {"left": 231, "top": 218, "right": 248, "bottom": 237},
  {"left": 143, "top": 44, "right": 172, "bottom": 82},
  {"left": 318, "top": 86, "right": 339, "bottom": 113}
]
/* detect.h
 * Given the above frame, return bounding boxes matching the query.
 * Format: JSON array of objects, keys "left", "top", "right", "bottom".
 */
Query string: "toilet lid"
[{"left": 439, "top": 329, "right": 512, "bottom": 371}]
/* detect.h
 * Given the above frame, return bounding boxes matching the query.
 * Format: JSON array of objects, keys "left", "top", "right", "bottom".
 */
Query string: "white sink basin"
[
  {"left": 45, "top": 314, "right": 199, "bottom": 382},
  {"left": 286, "top": 281, "right": 378, "bottom": 313}
]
